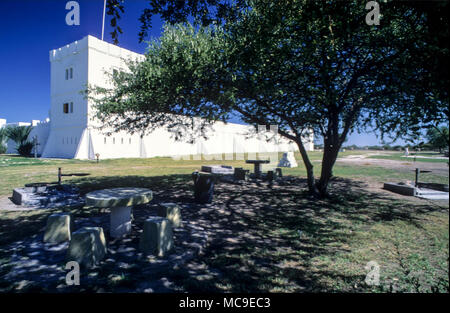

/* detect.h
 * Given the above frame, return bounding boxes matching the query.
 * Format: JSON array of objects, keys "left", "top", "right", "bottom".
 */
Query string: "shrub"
[
  {"left": 6, "top": 125, "right": 32, "bottom": 144},
  {"left": 17, "top": 141, "right": 33, "bottom": 156},
  {"left": 5, "top": 125, "right": 34, "bottom": 156},
  {"left": 0, "top": 128, "right": 7, "bottom": 154}
]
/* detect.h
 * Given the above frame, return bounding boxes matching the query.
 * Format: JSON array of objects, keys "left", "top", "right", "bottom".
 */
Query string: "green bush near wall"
[{"left": 17, "top": 141, "right": 33, "bottom": 156}]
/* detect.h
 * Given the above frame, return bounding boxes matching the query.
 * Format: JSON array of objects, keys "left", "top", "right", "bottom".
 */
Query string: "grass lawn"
[
  {"left": 0, "top": 151, "right": 448, "bottom": 292},
  {"left": 1, "top": 151, "right": 447, "bottom": 196},
  {"left": 370, "top": 152, "right": 449, "bottom": 163}
]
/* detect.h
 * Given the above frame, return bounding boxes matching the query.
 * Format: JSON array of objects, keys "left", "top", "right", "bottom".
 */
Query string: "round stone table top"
[
  {"left": 85, "top": 187, "right": 153, "bottom": 208},
  {"left": 245, "top": 159, "right": 270, "bottom": 164}
]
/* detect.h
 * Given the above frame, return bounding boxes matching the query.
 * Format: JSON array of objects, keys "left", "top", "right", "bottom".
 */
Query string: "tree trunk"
[
  {"left": 296, "top": 139, "right": 319, "bottom": 197},
  {"left": 317, "top": 140, "right": 340, "bottom": 197}
]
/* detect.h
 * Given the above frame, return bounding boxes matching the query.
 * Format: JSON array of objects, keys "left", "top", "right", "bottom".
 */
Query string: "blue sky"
[
  {"left": 0, "top": 0, "right": 161, "bottom": 122},
  {"left": 0, "top": 0, "right": 403, "bottom": 146}
]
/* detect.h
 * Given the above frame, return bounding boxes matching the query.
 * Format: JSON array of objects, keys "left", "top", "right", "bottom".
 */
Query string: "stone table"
[
  {"left": 245, "top": 159, "right": 270, "bottom": 178},
  {"left": 86, "top": 187, "right": 153, "bottom": 238}
]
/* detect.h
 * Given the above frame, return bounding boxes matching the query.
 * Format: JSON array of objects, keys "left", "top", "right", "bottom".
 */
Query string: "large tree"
[{"left": 93, "top": 0, "right": 449, "bottom": 196}]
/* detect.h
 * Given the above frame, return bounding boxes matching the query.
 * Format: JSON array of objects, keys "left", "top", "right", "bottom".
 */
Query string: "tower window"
[
  {"left": 104, "top": 137, "right": 107, "bottom": 144},
  {"left": 113, "top": 138, "right": 115, "bottom": 144},
  {"left": 63, "top": 102, "right": 74, "bottom": 114},
  {"left": 121, "top": 138, "right": 124, "bottom": 144},
  {"left": 66, "top": 68, "right": 73, "bottom": 80},
  {"left": 129, "top": 138, "right": 131, "bottom": 144}
]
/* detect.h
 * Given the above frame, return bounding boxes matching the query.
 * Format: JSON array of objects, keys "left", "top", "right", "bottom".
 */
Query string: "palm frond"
[{"left": 5, "top": 125, "right": 33, "bottom": 145}]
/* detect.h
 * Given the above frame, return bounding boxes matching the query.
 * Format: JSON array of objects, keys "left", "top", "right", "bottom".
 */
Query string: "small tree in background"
[
  {"left": 0, "top": 128, "right": 7, "bottom": 154},
  {"left": 426, "top": 126, "right": 449, "bottom": 153},
  {"left": 6, "top": 125, "right": 33, "bottom": 156}
]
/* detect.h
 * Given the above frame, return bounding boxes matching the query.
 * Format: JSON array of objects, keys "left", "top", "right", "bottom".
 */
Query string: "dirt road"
[{"left": 336, "top": 153, "right": 449, "bottom": 177}]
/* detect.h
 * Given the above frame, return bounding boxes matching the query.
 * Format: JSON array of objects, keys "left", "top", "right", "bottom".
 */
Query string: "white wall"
[
  {"left": 40, "top": 35, "right": 313, "bottom": 159},
  {"left": 29, "top": 121, "right": 51, "bottom": 155},
  {"left": 85, "top": 119, "right": 308, "bottom": 160},
  {"left": 41, "top": 37, "right": 90, "bottom": 158},
  {"left": 0, "top": 119, "right": 50, "bottom": 155},
  {"left": 2, "top": 122, "right": 31, "bottom": 153}
]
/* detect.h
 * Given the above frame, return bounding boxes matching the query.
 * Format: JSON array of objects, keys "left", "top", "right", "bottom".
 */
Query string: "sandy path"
[{"left": 336, "top": 153, "right": 449, "bottom": 176}]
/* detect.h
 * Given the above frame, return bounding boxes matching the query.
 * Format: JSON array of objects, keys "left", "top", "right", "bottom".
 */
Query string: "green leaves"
[
  {"left": 106, "top": 0, "right": 125, "bottom": 44},
  {"left": 92, "top": 0, "right": 448, "bottom": 195},
  {"left": 426, "top": 126, "right": 449, "bottom": 151},
  {"left": 5, "top": 125, "right": 32, "bottom": 146},
  {"left": 88, "top": 22, "right": 232, "bottom": 141},
  {"left": 3, "top": 125, "right": 34, "bottom": 156},
  {"left": 0, "top": 128, "right": 7, "bottom": 154}
]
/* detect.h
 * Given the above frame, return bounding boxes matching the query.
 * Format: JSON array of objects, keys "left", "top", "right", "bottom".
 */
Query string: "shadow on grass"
[
  {"left": 176, "top": 176, "right": 445, "bottom": 292},
  {"left": 0, "top": 173, "right": 447, "bottom": 292},
  {"left": 73, "top": 174, "right": 447, "bottom": 292}
]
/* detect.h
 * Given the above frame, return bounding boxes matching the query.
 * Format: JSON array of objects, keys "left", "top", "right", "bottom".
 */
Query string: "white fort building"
[{"left": 1, "top": 35, "right": 313, "bottom": 159}]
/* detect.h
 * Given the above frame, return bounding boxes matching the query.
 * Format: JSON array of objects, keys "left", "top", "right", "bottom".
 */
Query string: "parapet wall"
[
  {"left": 1, "top": 119, "right": 50, "bottom": 155},
  {"left": 50, "top": 35, "right": 145, "bottom": 63}
]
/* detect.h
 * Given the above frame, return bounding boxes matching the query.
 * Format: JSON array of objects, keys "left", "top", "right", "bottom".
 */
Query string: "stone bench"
[
  {"left": 66, "top": 227, "right": 107, "bottom": 268},
  {"left": 157, "top": 203, "right": 182, "bottom": 228},
  {"left": 383, "top": 182, "right": 416, "bottom": 196},
  {"left": 139, "top": 217, "right": 173, "bottom": 257},
  {"left": 201, "top": 165, "right": 234, "bottom": 174},
  {"left": 12, "top": 184, "right": 81, "bottom": 207},
  {"left": 44, "top": 213, "right": 72, "bottom": 243}
]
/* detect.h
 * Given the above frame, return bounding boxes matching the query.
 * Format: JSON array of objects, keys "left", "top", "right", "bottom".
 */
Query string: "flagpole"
[{"left": 101, "top": 0, "right": 106, "bottom": 41}]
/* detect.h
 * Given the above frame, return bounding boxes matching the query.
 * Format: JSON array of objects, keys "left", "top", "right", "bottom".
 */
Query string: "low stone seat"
[
  {"left": 267, "top": 168, "right": 283, "bottom": 181},
  {"left": 139, "top": 217, "right": 173, "bottom": 257},
  {"left": 275, "top": 167, "right": 283, "bottom": 177},
  {"left": 192, "top": 172, "right": 215, "bottom": 204},
  {"left": 66, "top": 227, "right": 107, "bottom": 268},
  {"left": 44, "top": 213, "right": 72, "bottom": 243},
  {"left": 157, "top": 203, "right": 182, "bottom": 228},
  {"left": 234, "top": 168, "right": 250, "bottom": 181}
]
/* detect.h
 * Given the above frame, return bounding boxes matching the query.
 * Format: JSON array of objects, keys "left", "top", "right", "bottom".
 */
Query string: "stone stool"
[
  {"left": 234, "top": 168, "right": 249, "bottom": 181},
  {"left": 192, "top": 172, "right": 216, "bottom": 204},
  {"left": 43, "top": 213, "right": 72, "bottom": 243},
  {"left": 66, "top": 227, "right": 107, "bottom": 268},
  {"left": 157, "top": 203, "right": 182, "bottom": 228},
  {"left": 139, "top": 217, "right": 173, "bottom": 257},
  {"left": 275, "top": 167, "right": 283, "bottom": 177}
]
